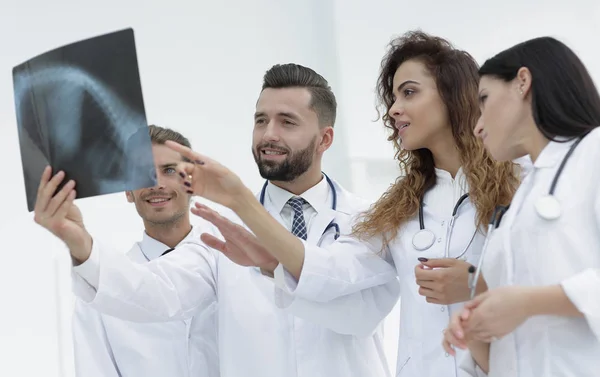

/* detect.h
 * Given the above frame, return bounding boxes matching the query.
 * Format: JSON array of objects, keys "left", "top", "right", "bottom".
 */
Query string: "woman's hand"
[
  {"left": 415, "top": 258, "right": 487, "bottom": 305},
  {"left": 443, "top": 308, "right": 473, "bottom": 355},
  {"left": 165, "top": 141, "right": 251, "bottom": 210},
  {"left": 463, "top": 286, "right": 532, "bottom": 342}
]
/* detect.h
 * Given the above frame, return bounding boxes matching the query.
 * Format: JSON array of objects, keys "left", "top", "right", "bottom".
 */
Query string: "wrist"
[
  {"left": 523, "top": 285, "right": 568, "bottom": 318},
  {"left": 231, "top": 188, "right": 261, "bottom": 217},
  {"left": 261, "top": 260, "right": 279, "bottom": 274},
  {"left": 67, "top": 231, "right": 93, "bottom": 265},
  {"left": 475, "top": 274, "right": 489, "bottom": 295}
]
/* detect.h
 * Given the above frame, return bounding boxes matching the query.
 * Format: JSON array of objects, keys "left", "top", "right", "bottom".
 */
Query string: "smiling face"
[
  {"left": 387, "top": 59, "right": 451, "bottom": 151},
  {"left": 252, "top": 87, "right": 328, "bottom": 182},
  {"left": 126, "top": 144, "right": 190, "bottom": 225}
]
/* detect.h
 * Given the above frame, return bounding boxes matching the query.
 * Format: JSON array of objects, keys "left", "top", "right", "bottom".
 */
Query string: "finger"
[
  {"left": 200, "top": 233, "right": 227, "bottom": 252},
  {"left": 191, "top": 204, "right": 220, "bottom": 223},
  {"left": 450, "top": 314, "right": 466, "bottom": 341},
  {"left": 34, "top": 166, "right": 53, "bottom": 216},
  {"left": 464, "top": 292, "right": 487, "bottom": 310},
  {"left": 53, "top": 189, "right": 77, "bottom": 221},
  {"left": 415, "top": 280, "right": 438, "bottom": 291},
  {"left": 421, "top": 258, "right": 457, "bottom": 269},
  {"left": 37, "top": 169, "right": 66, "bottom": 214},
  {"left": 442, "top": 336, "right": 457, "bottom": 356},
  {"left": 177, "top": 162, "right": 197, "bottom": 178},
  {"left": 418, "top": 286, "right": 440, "bottom": 299},
  {"left": 443, "top": 328, "right": 466, "bottom": 353},
  {"left": 165, "top": 141, "right": 213, "bottom": 166},
  {"left": 46, "top": 180, "right": 76, "bottom": 217},
  {"left": 192, "top": 206, "right": 237, "bottom": 233},
  {"left": 414, "top": 266, "right": 436, "bottom": 281},
  {"left": 204, "top": 237, "right": 253, "bottom": 267},
  {"left": 36, "top": 166, "right": 52, "bottom": 199},
  {"left": 460, "top": 307, "right": 472, "bottom": 321},
  {"left": 425, "top": 297, "right": 442, "bottom": 304}
]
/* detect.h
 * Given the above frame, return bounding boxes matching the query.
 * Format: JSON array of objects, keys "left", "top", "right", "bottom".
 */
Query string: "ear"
[
  {"left": 515, "top": 67, "right": 533, "bottom": 97},
  {"left": 125, "top": 190, "right": 135, "bottom": 203},
  {"left": 317, "top": 126, "right": 334, "bottom": 153}
]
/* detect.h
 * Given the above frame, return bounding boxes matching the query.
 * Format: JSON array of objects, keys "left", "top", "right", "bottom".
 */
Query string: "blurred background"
[{"left": 1, "top": 0, "right": 598, "bottom": 375}]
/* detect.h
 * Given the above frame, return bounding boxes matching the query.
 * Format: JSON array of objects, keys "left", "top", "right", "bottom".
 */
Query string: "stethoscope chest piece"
[
  {"left": 535, "top": 195, "right": 561, "bottom": 220},
  {"left": 412, "top": 229, "right": 436, "bottom": 251}
]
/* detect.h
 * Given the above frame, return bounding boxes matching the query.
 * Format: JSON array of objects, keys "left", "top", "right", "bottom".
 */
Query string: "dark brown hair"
[
  {"left": 262, "top": 63, "right": 337, "bottom": 128},
  {"left": 352, "top": 30, "right": 520, "bottom": 244}
]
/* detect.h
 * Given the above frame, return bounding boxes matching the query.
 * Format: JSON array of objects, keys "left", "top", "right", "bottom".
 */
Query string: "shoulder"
[
  {"left": 581, "top": 127, "right": 600, "bottom": 153},
  {"left": 125, "top": 242, "right": 140, "bottom": 258},
  {"left": 330, "top": 178, "right": 373, "bottom": 215}
]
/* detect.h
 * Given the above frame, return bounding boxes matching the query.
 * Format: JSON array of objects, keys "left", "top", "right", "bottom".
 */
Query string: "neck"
[
  {"left": 428, "top": 136, "right": 462, "bottom": 178},
  {"left": 143, "top": 216, "right": 192, "bottom": 249},
  {"left": 270, "top": 167, "right": 323, "bottom": 196},
  {"left": 523, "top": 131, "right": 550, "bottom": 164}
]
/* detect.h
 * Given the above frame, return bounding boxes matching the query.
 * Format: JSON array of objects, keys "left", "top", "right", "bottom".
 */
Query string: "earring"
[{"left": 519, "top": 87, "right": 524, "bottom": 95}]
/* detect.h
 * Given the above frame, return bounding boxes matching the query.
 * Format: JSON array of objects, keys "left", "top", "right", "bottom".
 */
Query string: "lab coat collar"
[
  {"left": 434, "top": 167, "right": 468, "bottom": 191},
  {"left": 140, "top": 227, "right": 194, "bottom": 261},
  {"left": 533, "top": 137, "right": 577, "bottom": 169},
  {"left": 265, "top": 174, "right": 330, "bottom": 215}
]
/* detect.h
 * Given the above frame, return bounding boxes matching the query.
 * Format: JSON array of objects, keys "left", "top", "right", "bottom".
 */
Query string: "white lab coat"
[
  {"left": 71, "top": 176, "right": 400, "bottom": 377},
  {"left": 392, "top": 169, "right": 484, "bottom": 377},
  {"left": 460, "top": 129, "right": 600, "bottom": 377},
  {"left": 72, "top": 229, "right": 219, "bottom": 377}
]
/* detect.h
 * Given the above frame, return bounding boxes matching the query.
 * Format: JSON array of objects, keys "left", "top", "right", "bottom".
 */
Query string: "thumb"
[
  {"left": 200, "top": 233, "right": 226, "bottom": 252},
  {"left": 465, "top": 291, "right": 488, "bottom": 310},
  {"left": 420, "top": 258, "right": 457, "bottom": 268}
]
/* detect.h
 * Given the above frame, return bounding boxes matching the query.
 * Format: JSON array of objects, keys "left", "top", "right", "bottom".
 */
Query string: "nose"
[
  {"left": 152, "top": 169, "right": 167, "bottom": 189},
  {"left": 388, "top": 100, "right": 404, "bottom": 121},
  {"left": 474, "top": 116, "right": 484, "bottom": 138},
  {"left": 262, "top": 121, "right": 280, "bottom": 142}
]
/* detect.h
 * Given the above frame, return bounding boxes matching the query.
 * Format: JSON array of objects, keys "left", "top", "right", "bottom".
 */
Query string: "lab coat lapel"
[
  {"left": 307, "top": 207, "right": 337, "bottom": 245},
  {"left": 255, "top": 192, "right": 287, "bottom": 227}
]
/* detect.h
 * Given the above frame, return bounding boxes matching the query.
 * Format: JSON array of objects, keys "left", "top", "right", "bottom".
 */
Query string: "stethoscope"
[
  {"left": 412, "top": 193, "right": 477, "bottom": 259},
  {"left": 259, "top": 173, "right": 341, "bottom": 240},
  {"left": 468, "top": 136, "right": 585, "bottom": 299}
]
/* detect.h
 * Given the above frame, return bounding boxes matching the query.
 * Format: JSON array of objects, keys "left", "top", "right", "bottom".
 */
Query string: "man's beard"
[{"left": 253, "top": 137, "right": 316, "bottom": 182}]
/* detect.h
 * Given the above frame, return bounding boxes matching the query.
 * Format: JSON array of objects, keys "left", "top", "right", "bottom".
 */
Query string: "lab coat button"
[
  {"left": 437, "top": 238, "right": 442, "bottom": 243},
  {"left": 441, "top": 307, "right": 445, "bottom": 312},
  {"left": 445, "top": 352, "right": 449, "bottom": 357}
]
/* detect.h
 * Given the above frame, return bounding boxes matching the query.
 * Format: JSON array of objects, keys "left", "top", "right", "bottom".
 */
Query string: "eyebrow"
[
  {"left": 158, "top": 163, "right": 178, "bottom": 169},
  {"left": 254, "top": 111, "right": 301, "bottom": 121},
  {"left": 396, "top": 80, "right": 420, "bottom": 92}
]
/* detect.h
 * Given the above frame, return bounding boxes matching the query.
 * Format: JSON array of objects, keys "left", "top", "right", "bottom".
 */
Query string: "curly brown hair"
[{"left": 352, "top": 30, "right": 520, "bottom": 245}]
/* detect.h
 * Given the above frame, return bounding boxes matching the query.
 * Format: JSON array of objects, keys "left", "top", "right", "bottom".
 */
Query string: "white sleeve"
[
  {"left": 457, "top": 349, "right": 488, "bottom": 377},
  {"left": 188, "top": 302, "right": 220, "bottom": 377},
  {"left": 72, "top": 299, "right": 121, "bottom": 377},
  {"left": 272, "top": 235, "right": 400, "bottom": 337},
  {"left": 560, "top": 162, "right": 600, "bottom": 341},
  {"left": 70, "top": 229, "right": 218, "bottom": 322}
]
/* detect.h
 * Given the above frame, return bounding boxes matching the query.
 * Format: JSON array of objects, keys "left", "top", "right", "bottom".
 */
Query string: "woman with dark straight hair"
[{"left": 443, "top": 36, "right": 600, "bottom": 377}]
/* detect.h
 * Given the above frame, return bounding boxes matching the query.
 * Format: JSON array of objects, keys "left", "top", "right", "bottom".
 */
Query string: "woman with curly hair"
[
  {"left": 163, "top": 31, "right": 525, "bottom": 377},
  {"left": 348, "top": 30, "right": 522, "bottom": 376}
]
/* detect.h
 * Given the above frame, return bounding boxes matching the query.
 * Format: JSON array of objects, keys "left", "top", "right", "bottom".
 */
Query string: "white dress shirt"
[
  {"left": 70, "top": 175, "right": 399, "bottom": 377},
  {"left": 460, "top": 128, "right": 600, "bottom": 377},
  {"left": 72, "top": 227, "right": 219, "bottom": 377}
]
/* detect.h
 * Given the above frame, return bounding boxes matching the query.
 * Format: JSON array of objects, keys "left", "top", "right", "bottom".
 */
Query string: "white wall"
[{"left": 1, "top": 0, "right": 599, "bottom": 376}]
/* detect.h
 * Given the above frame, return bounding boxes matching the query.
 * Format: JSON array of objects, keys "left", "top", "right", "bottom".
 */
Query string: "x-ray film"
[{"left": 12, "top": 28, "right": 157, "bottom": 212}]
